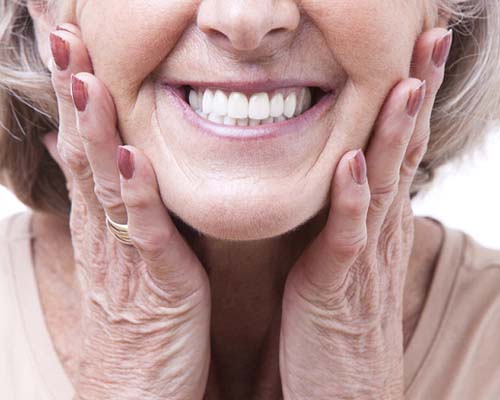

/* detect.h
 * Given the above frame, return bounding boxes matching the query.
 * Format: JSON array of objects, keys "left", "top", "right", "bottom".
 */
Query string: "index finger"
[
  {"left": 400, "top": 28, "right": 452, "bottom": 195},
  {"left": 49, "top": 26, "right": 96, "bottom": 206}
]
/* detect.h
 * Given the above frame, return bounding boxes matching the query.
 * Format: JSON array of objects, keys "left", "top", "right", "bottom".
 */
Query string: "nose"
[{"left": 197, "top": 0, "right": 300, "bottom": 53}]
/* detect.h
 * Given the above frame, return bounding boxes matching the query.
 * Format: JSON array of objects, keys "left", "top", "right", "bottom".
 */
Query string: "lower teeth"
[{"left": 196, "top": 111, "right": 291, "bottom": 126}]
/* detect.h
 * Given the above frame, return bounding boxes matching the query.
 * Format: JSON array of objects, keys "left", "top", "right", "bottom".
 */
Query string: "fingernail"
[
  {"left": 56, "top": 24, "right": 74, "bottom": 34},
  {"left": 71, "top": 75, "right": 88, "bottom": 112},
  {"left": 406, "top": 80, "right": 426, "bottom": 118},
  {"left": 117, "top": 147, "right": 135, "bottom": 180},
  {"left": 432, "top": 29, "right": 453, "bottom": 68},
  {"left": 349, "top": 149, "right": 367, "bottom": 185},
  {"left": 49, "top": 32, "right": 69, "bottom": 71}
]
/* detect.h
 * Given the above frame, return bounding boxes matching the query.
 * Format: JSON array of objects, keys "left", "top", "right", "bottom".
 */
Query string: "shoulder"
[
  {"left": 460, "top": 230, "right": 500, "bottom": 273},
  {"left": 442, "top": 223, "right": 500, "bottom": 304},
  {"left": 453, "top": 230, "right": 500, "bottom": 312},
  {"left": 449, "top": 231, "right": 500, "bottom": 396},
  {"left": 0, "top": 212, "right": 58, "bottom": 399},
  {"left": 448, "top": 223, "right": 500, "bottom": 298},
  {"left": 409, "top": 224, "right": 500, "bottom": 398},
  {"left": 0, "top": 211, "right": 33, "bottom": 244},
  {"left": 0, "top": 212, "right": 33, "bottom": 273}
]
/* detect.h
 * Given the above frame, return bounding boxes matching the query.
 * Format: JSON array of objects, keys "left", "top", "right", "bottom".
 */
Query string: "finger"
[
  {"left": 364, "top": 78, "right": 426, "bottom": 242},
  {"left": 49, "top": 27, "right": 96, "bottom": 208},
  {"left": 400, "top": 28, "right": 452, "bottom": 196},
  {"left": 71, "top": 72, "right": 127, "bottom": 224},
  {"left": 290, "top": 149, "right": 370, "bottom": 292},
  {"left": 41, "top": 131, "right": 74, "bottom": 198},
  {"left": 117, "top": 146, "right": 208, "bottom": 298}
]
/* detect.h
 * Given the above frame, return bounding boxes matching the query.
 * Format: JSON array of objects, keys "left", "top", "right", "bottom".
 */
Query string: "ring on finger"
[{"left": 105, "top": 213, "right": 133, "bottom": 246}]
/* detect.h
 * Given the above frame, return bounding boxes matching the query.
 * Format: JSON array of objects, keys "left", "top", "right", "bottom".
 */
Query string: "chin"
[{"left": 164, "top": 189, "right": 327, "bottom": 241}]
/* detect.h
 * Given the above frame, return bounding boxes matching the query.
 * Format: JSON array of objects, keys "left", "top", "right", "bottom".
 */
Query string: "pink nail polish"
[
  {"left": 406, "top": 81, "right": 426, "bottom": 118},
  {"left": 49, "top": 32, "right": 69, "bottom": 71},
  {"left": 71, "top": 75, "right": 88, "bottom": 112},
  {"left": 349, "top": 149, "right": 367, "bottom": 185},
  {"left": 432, "top": 29, "right": 453, "bottom": 68},
  {"left": 117, "top": 147, "right": 135, "bottom": 180}
]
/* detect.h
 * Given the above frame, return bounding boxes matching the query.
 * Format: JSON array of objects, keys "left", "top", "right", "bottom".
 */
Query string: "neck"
[
  {"left": 179, "top": 207, "right": 330, "bottom": 346},
  {"left": 173, "top": 207, "right": 330, "bottom": 399}
]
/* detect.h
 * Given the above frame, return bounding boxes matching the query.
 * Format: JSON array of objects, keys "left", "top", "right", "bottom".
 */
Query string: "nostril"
[
  {"left": 207, "top": 29, "right": 230, "bottom": 45},
  {"left": 269, "top": 28, "right": 286, "bottom": 33},
  {"left": 269, "top": 27, "right": 287, "bottom": 36}
]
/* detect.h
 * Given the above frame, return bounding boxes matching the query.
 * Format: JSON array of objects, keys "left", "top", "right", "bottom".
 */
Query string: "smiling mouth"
[{"left": 179, "top": 85, "right": 330, "bottom": 126}]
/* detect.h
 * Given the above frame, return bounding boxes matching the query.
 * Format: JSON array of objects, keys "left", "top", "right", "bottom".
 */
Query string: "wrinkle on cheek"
[
  {"left": 74, "top": 1, "right": 201, "bottom": 148},
  {"left": 304, "top": 0, "right": 419, "bottom": 86},
  {"left": 78, "top": 1, "right": 198, "bottom": 104}
]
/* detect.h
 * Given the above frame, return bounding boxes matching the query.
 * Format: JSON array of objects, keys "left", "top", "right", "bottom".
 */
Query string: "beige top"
[{"left": 1, "top": 211, "right": 499, "bottom": 399}]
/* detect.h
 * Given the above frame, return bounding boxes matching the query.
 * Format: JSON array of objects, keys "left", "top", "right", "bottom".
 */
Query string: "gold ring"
[{"left": 105, "top": 213, "right": 133, "bottom": 246}]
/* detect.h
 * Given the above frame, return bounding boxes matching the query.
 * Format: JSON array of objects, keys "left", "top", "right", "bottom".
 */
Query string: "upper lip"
[{"left": 163, "top": 79, "right": 335, "bottom": 93}]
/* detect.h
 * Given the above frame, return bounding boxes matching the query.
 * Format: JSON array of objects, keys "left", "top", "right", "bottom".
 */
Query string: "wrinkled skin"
[{"left": 28, "top": 0, "right": 450, "bottom": 398}]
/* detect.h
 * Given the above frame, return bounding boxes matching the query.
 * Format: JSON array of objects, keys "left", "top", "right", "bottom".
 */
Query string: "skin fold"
[{"left": 26, "top": 0, "right": 449, "bottom": 398}]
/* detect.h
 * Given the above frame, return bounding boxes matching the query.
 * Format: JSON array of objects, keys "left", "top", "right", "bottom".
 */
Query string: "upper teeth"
[{"left": 188, "top": 87, "right": 312, "bottom": 126}]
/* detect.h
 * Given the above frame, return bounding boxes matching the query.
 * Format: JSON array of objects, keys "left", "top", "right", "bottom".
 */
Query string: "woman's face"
[{"left": 50, "top": 0, "right": 430, "bottom": 240}]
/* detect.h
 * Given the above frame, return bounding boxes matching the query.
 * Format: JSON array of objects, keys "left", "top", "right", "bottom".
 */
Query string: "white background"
[{"left": 1, "top": 130, "right": 499, "bottom": 250}]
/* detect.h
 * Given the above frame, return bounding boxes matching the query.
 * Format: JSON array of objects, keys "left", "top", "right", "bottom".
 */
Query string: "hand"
[
  {"left": 279, "top": 28, "right": 452, "bottom": 399},
  {"left": 43, "top": 23, "right": 211, "bottom": 400}
]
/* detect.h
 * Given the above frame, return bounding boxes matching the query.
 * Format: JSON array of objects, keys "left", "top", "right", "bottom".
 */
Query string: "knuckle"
[
  {"left": 339, "top": 191, "right": 370, "bottom": 216},
  {"left": 58, "top": 139, "right": 89, "bottom": 176},
  {"left": 370, "top": 177, "right": 399, "bottom": 214},
  {"left": 409, "top": 136, "right": 430, "bottom": 160},
  {"left": 410, "top": 129, "right": 431, "bottom": 149},
  {"left": 104, "top": 201, "right": 127, "bottom": 221},
  {"left": 403, "top": 137, "right": 429, "bottom": 173},
  {"left": 131, "top": 229, "right": 175, "bottom": 262},
  {"left": 52, "top": 76, "right": 73, "bottom": 102},
  {"left": 329, "top": 231, "right": 367, "bottom": 264},
  {"left": 334, "top": 246, "right": 357, "bottom": 264},
  {"left": 370, "top": 196, "right": 391, "bottom": 218},
  {"left": 379, "top": 224, "right": 402, "bottom": 267},
  {"left": 427, "top": 72, "right": 445, "bottom": 94},
  {"left": 122, "top": 190, "right": 150, "bottom": 211},
  {"left": 382, "top": 125, "right": 410, "bottom": 150},
  {"left": 286, "top": 269, "right": 348, "bottom": 313},
  {"left": 94, "top": 181, "right": 123, "bottom": 213},
  {"left": 388, "top": 131, "right": 409, "bottom": 149},
  {"left": 61, "top": 87, "right": 75, "bottom": 105}
]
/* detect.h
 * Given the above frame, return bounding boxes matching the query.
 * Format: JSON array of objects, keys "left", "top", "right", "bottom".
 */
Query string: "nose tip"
[
  {"left": 206, "top": 9, "right": 274, "bottom": 52},
  {"left": 197, "top": 0, "right": 300, "bottom": 53}
]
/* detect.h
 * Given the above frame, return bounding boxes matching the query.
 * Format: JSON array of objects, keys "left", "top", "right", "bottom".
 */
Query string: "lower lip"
[{"left": 161, "top": 84, "right": 336, "bottom": 142}]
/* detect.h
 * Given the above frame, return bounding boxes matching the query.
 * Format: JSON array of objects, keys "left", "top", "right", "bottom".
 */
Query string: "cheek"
[
  {"left": 78, "top": 0, "right": 198, "bottom": 110},
  {"left": 306, "top": 0, "right": 422, "bottom": 85},
  {"left": 304, "top": 0, "right": 424, "bottom": 151}
]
